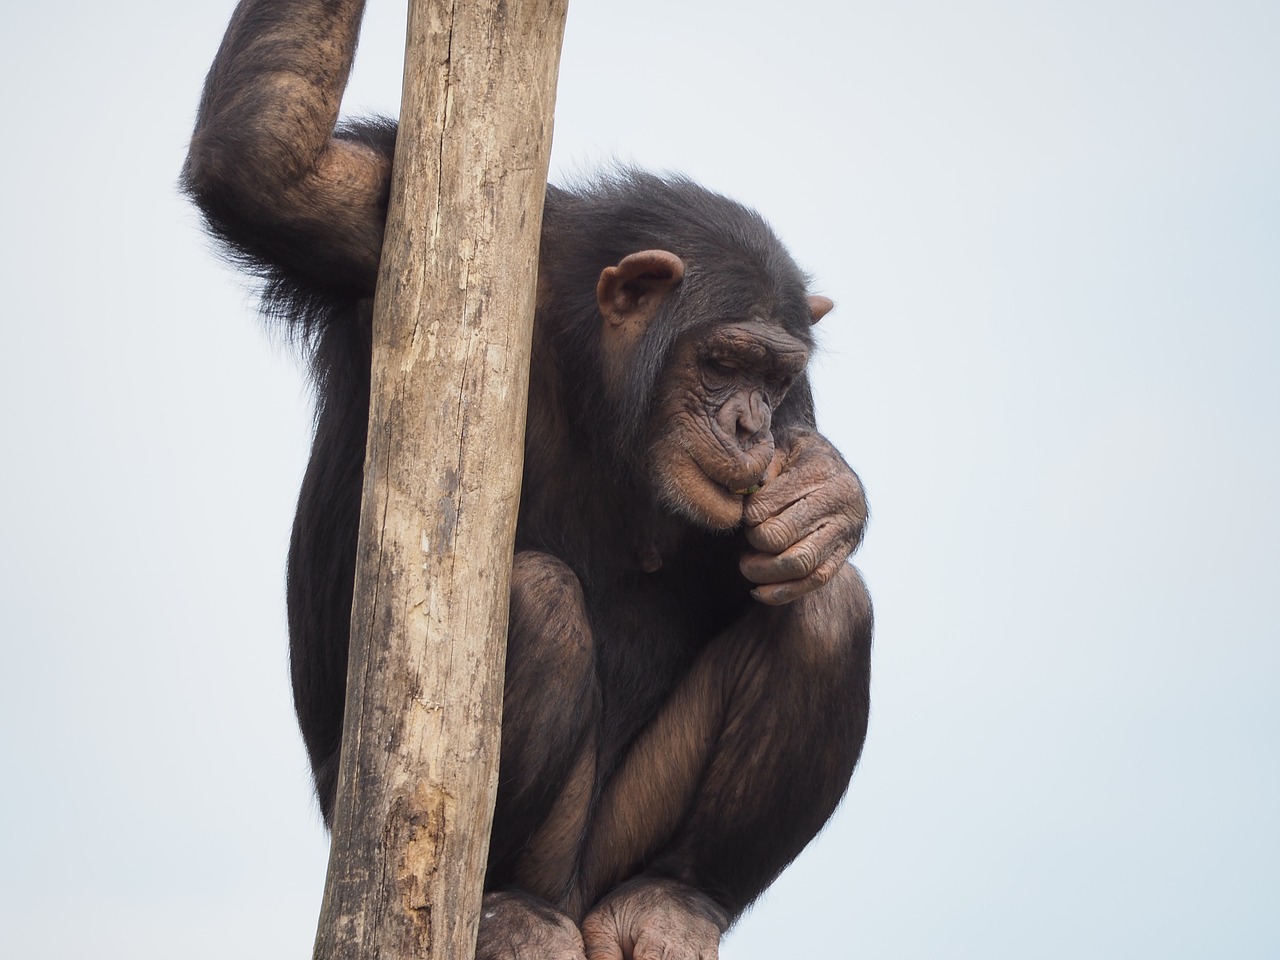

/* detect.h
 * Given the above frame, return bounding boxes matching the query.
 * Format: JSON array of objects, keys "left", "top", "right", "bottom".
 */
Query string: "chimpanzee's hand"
[
  {"left": 740, "top": 429, "right": 867, "bottom": 605},
  {"left": 581, "top": 878, "right": 727, "bottom": 960}
]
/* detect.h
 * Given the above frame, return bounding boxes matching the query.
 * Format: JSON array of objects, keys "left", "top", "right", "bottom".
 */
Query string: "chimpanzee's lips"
[
  {"left": 686, "top": 444, "right": 769, "bottom": 505},
  {"left": 706, "top": 459, "right": 767, "bottom": 496}
]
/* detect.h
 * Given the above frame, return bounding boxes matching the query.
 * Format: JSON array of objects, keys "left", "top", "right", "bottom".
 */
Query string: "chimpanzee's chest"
[{"left": 585, "top": 536, "right": 753, "bottom": 773}]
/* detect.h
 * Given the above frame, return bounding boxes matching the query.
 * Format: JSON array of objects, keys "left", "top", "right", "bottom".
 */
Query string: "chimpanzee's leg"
[
  {"left": 580, "top": 565, "right": 872, "bottom": 960},
  {"left": 479, "top": 550, "right": 600, "bottom": 960}
]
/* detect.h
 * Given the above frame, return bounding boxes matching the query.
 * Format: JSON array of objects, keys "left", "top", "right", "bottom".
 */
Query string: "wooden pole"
[{"left": 312, "top": 1, "right": 567, "bottom": 957}]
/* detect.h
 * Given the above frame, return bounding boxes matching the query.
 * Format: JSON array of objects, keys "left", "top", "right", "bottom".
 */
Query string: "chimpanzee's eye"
[{"left": 702, "top": 358, "right": 738, "bottom": 379}]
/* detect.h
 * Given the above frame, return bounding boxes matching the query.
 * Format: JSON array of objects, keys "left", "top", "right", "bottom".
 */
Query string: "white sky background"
[{"left": 1, "top": 0, "right": 1276, "bottom": 956}]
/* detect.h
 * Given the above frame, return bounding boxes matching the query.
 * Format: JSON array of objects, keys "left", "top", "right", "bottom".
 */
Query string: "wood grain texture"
[{"left": 312, "top": 1, "right": 568, "bottom": 956}]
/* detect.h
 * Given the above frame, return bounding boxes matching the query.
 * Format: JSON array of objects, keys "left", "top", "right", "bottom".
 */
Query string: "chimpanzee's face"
[{"left": 645, "top": 319, "right": 809, "bottom": 529}]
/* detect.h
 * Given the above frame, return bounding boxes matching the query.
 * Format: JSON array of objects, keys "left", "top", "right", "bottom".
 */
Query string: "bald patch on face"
[{"left": 643, "top": 320, "right": 810, "bottom": 530}]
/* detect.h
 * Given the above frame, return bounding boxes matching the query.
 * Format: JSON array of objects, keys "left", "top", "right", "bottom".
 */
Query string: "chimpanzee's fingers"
[
  {"left": 744, "top": 486, "right": 847, "bottom": 555},
  {"left": 581, "top": 929, "right": 624, "bottom": 960},
  {"left": 742, "top": 438, "right": 827, "bottom": 527},
  {"left": 742, "top": 474, "right": 824, "bottom": 531},
  {"left": 748, "top": 553, "right": 849, "bottom": 606},
  {"left": 743, "top": 436, "right": 866, "bottom": 549},
  {"left": 758, "top": 443, "right": 787, "bottom": 486},
  {"left": 739, "top": 516, "right": 853, "bottom": 585}
]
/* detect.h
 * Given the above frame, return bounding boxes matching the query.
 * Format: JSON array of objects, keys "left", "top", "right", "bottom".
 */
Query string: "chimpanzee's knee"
[
  {"left": 792, "top": 561, "right": 873, "bottom": 668},
  {"left": 622, "top": 565, "right": 872, "bottom": 917},
  {"left": 772, "top": 562, "right": 873, "bottom": 803},
  {"left": 504, "top": 550, "right": 597, "bottom": 750},
  {"left": 719, "top": 561, "right": 872, "bottom": 800},
  {"left": 508, "top": 551, "right": 593, "bottom": 675},
  {"left": 489, "top": 551, "right": 599, "bottom": 885},
  {"left": 773, "top": 562, "right": 872, "bottom": 748}
]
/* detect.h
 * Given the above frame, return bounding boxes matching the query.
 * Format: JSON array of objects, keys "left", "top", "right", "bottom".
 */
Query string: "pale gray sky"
[{"left": 1, "top": 1, "right": 1277, "bottom": 957}]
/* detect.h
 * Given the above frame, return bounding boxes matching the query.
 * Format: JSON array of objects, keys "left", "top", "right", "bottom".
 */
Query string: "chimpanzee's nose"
[{"left": 735, "top": 390, "right": 770, "bottom": 450}]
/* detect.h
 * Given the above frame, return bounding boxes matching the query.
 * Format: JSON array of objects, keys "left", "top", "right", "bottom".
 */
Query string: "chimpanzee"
[{"left": 183, "top": 1, "right": 873, "bottom": 957}]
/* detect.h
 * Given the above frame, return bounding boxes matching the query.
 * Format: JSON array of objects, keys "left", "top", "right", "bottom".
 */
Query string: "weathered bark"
[{"left": 312, "top": 1, "right": 568, "bottom": 957}]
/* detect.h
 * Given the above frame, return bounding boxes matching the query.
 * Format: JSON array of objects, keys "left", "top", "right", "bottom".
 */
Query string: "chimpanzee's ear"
[
  {"left": 808, "top": 295, "right": 834, "bottom": 324},
  {"left": 597, "top": 250, "right": 686, "bottom": 329}
]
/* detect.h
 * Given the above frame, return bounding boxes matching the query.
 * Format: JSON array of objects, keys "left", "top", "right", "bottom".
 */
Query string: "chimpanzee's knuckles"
[
  {"left": 477, "top": 892, "right": 587, "bottom": 960},
  {"left": 770, "top": 431, "right": 867, "bottom": 526},
  {"left": 825, "top": 500, "right": 865, "bottom": 554},
  {"left": 778, "top": 540, "right": 823, "bottom": 580},
  {"left": 744, "top": 463, "right": 863, "bottom": 548},
  {"left": 831, "top": 475, "right": 869, "bottom": 549},
  {"left": 747, "top": 513, "right": 850, "bottom": 581},
  {"left": 582, "top": 879, "right": 725, "bottom": 960},
  {"left": 581, "top": 914, "right": 625, "bottom": 960},
  {"left": 614, "top": 922, "right": 719, "bottom": 960},
  {"left": 743, "top": 512, "right": 803, "bottom": 554},
  {"left": 754, "top": 547, "right": 859, "bottom": 605},
  {"left": 633, "top": 934, "right": 717, "bottom": 960},
  {"left": 582, "top": 944, "right": 623, "bottom": 960},
  {"left": 805, "top": 552, "right": 847, "bottom": 593},
  {"left": 797, "top": 483, "right": 867, "bottom": 561}
]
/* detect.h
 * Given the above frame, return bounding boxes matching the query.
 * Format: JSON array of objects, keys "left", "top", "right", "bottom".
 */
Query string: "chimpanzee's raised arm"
[{"left": 183, "top": 0, "right": 391, "bottom": 299}]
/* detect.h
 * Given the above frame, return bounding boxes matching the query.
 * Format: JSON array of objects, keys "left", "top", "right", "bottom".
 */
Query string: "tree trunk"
[{"left": 312, "top": 1, "right": 567, "bottom": 957}]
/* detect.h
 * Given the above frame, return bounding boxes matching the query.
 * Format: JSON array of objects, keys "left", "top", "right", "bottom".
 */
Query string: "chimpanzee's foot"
[
  {"left": 477, "top": 891, "right": 586, "bottom": 960},
  {"left": 581, "top": 878, "right": 728, "bottom": 960}
]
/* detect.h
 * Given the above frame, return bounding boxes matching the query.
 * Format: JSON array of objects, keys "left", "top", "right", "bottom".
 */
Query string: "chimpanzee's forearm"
[{"left": 183, "top": 0, "right": 391, "bottom": 295}]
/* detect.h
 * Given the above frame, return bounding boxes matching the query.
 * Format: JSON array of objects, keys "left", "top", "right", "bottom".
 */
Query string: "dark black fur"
[
  {"left": 184, "top": 6, "right": 871, "bottom": 930},
  {"left": 255, "top": 157, "right": 829, "bottom": 824}
]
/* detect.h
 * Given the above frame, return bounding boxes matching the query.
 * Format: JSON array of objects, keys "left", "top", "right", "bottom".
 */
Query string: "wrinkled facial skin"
[{"left": 647, "top": 320, "right": 809, "bottom": 529}]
